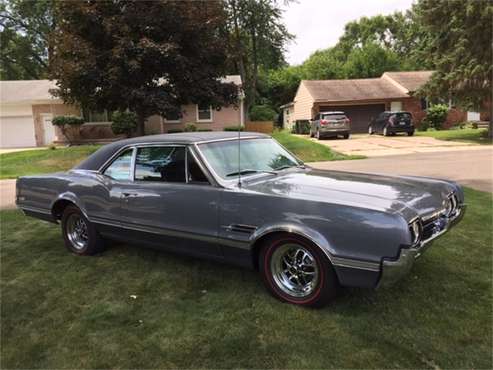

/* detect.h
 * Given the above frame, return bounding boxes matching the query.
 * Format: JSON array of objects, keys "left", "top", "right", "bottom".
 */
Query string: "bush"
[
  {"left": 249, "top": 105, "right": 277, "bottom": 121},
  {"left": 184, "top": 123, "right": 197, "bottom": 132},
  {"left": 110, "top": 111, "right": 137, "bottom": 137},
  {"left": 167, "top": 129, "right": 183, "bottom": 133},
  {"left": 418, "top": 121, "right": 429, "bottom": 131},
  {"left": 292, "top": 120, "right": 310, "bottom": 134},
  {"left": 472, "top": 122, "right": 479, "bottom": 129},
  {"left": 197, "top": 128, "right": 213, "bottom": 132},
  {"left": 423, "top": 104, "right": 449, "bottom": 130},
  {"left": 224, "top": 125, "right": 244, "bottom": 131},
  {"left": 52, "top": 115, "right": 85, "bottom": 144}
]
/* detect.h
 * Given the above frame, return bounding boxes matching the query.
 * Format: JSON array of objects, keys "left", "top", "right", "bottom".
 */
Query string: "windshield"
[
  {"left": 198, "top": 138, "right": 302, "bottom": 179},
  {"left": 321, "top": 114, "right": 346, "bottom": 120}
]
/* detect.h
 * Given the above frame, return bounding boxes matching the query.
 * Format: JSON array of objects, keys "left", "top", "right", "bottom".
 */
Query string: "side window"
[
  {"left": 103, "top": 148, "right": 134, "bottom": 181},
  {"left": 135, "top": 146, "right": 186, "bottom": 183},
  {"left": 187, "top": 148, "right": 209, "bottom": 184}
]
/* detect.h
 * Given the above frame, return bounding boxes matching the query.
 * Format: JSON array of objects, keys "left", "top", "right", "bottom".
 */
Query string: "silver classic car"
[{"left": 16, "top": 132, "right": 465, "bottom": 307}]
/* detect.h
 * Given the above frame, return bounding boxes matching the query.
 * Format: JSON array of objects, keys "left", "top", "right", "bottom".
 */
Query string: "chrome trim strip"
[
  {"left": 194, "top": 136, "right": 262, "bottom": 145},
  {"left": 331, "top": 256, "right": 381, "bottom": 272},
  {"left": 18, "top": 205, "right": 52, "bottom": 215}
]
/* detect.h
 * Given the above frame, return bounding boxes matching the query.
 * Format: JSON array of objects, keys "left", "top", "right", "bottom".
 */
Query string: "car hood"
[{"left": 242, "top": 169, "right": 457, "bottom": 220}]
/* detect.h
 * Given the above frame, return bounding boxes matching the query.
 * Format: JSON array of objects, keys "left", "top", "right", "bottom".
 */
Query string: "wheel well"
[
  {"left": 251, "top": 231, "right": 317, "bottom": 271},
  {"left": 51, "top": 199, "right": 76, "bottom": 220}
]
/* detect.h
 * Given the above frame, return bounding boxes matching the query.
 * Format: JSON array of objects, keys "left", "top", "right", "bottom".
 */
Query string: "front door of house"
[{"left": 41, "top": 114, "right": 55, "bottom": 145}]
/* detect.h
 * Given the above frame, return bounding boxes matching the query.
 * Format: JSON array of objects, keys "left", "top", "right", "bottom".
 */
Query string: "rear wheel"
[
  {"left": 309, "top": 128, "right": 314, "bottom": 138},
  {"left": 61, "top": 205, "right": 105, "bottom": 255},
  {"left": 407, "top": 130, "right": 414, "bottom": 136},
  {"left": 343, "top": 133, "right": 350, "bottom": 139},
  {"left": 316, "top": 129, "right": 322, "bottom": 140},
  {"left": 259, "top": 235, "right": 339, "bottom": 307}
]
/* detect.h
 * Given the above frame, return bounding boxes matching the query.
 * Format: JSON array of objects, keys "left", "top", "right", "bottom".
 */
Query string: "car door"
[{"left": 118, "top": 144, "right": 222, "bottom": 258}]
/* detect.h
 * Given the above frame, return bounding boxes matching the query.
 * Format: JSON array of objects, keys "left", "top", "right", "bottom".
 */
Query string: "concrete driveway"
[
  {"left": 303, "top": 134, "right": 482, "bottom": 157},
  {"left": 311, "top": 147, "right": 493, "bottom": 193}
]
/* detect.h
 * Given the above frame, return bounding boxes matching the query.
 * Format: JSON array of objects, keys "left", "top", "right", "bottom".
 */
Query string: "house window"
[
  {"left": 197, "top": 104, "right": 212, "bottom": 122},
  {"left": 164, "top": 109, "right": 181, "bottom": 123},
  {"left": 83, "top": 109, "right": 112, "bottom": 123}
]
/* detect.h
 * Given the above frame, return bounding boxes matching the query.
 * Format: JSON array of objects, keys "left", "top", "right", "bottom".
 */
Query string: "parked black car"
[
  {"left": 369, "top": 111, "right": 415, "bottom": 136},
  {"left": 309, "top": 111, "right": 350, "bottom": 140}
]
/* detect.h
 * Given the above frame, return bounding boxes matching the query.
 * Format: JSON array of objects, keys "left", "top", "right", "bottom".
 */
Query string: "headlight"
[{"left": 409, "top": 219, "right": 422, "bottom": 245}]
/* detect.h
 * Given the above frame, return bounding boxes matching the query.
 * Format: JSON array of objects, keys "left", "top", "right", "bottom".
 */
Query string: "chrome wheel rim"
[
  {"left": 66, "top": 214, "right": 89, "bottom": 250},
  {"left": 270, "top": 243, "right": 319, "bottom": 298},
  {"left": 368, "top": 126, "right": 372, "bottom": 134}
]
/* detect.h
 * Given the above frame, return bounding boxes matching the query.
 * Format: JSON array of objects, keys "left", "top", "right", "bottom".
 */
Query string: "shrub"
[
  {"left": 249, "top": 105, "right": 277, "bottom": 121},
  {"left": 197, "top": 128, "right": 213, "bottom": 132},
  {"left": 423, "top": 104, "right": 449, "bottom": 130},
  {"left": 292, "top": 120, "right": 310, "bottom": 134},
  {"left": 167, "top": 129, "right": 183, "bottom": 133},
  {"left": 110, "top": 111, "right": 137, "bottom": 137},
  {"left": 224, "top": 125, "right": 244, "bottom": 131},
  {"left": 418, "top": 121, "right": 429, "bottom": 131},
  {"left": 52, "top": 115, "right": 85, "bottom": 144},
  {"left": 472, "top": 122, "right": 479, "bottom": 129},
  {"left": 184, "top": 123, "right": 197, "bottom": 132}
]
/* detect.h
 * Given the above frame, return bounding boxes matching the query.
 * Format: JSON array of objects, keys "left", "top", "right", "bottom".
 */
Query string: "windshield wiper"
[
  {"left": 274, "top": 164, "right": 306, "bottom": 171},
  {"left": 225, "top": 169, "right": 277, "bottom": 177}
]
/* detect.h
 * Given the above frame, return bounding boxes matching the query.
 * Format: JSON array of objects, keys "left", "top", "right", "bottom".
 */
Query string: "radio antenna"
[{"left": 237, "top": 123, "right": 242, "bottom": 188}]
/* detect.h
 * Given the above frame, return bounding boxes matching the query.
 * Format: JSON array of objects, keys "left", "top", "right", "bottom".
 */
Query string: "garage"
[
  {"left": 0, "top": 116, "right": 36, "bottom": 148},
  {"left": 319, "top": 104, "right": 386, "bottom": 133}
]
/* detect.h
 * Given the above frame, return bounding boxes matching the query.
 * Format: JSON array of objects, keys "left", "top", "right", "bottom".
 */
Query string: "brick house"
[
  {"left": 0, "top": 76, "right": 244, "bottom": 148},
  {"left": 283, "top": 71, "right": 467, "bottom": 133}
]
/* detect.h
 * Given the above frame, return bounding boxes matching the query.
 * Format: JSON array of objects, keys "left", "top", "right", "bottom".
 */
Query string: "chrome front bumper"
[{"left": 378, "top": 204, "right": 466, "bottom": 288}]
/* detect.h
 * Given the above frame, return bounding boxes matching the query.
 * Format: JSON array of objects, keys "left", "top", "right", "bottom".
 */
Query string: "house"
[
  {"left": 0, "top": 76, "right": 244, "bottom": 148},
  {"left": 279, "top": 102, "right": 295, "bottom": 131},
  {"left": 282, "top": 71, "right": 467, "bottom": 133}
]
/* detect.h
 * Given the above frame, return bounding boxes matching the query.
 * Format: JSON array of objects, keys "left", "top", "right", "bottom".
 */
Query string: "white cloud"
[{"left": 282, "top": 0, "right": 415, "bottom": 65}]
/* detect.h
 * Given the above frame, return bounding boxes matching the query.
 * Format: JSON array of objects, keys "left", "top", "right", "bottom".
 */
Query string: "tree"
[
  {"left": 0, "top": 0, "right": 53, "bottom": 80},
  {"left": 50, "top": 0, "right": 238, "bottom": 136},
  {"left": 343, "top": 42, "right": 401, "bottom": 78},
  {"left": 225, "top": 0, "right": 293, "bottom": 112},
  {"left": 414, "top": 0, "right": 493, "bottom": 136}
]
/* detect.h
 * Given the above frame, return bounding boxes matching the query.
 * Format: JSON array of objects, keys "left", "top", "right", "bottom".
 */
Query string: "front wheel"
[
  {"left": 343, "top": 133, "right": 350, "bottom": 139},
  {"left": 61, "top": 205, "right": 105, "bottom": 255},
  {"left": 407, "top": 130, "right": 414, "bottom": 136},
  {"left": 259, "top": 235, "right": 339, "bottom": 307}
]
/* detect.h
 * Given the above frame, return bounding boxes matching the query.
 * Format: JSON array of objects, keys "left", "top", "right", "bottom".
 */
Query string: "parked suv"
[
  {"left": 368, "top": 111, "right": 415, "bottom": 136},
  {"left": 309, "top": 111, "right": 350, "bottom": 140}
]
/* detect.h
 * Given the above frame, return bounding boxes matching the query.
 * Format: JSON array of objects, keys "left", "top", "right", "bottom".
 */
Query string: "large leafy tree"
[
  {"left": 225, "top": 0, "right": 293, "bottom": 111},
  {"left": 0, "top": 0, "right": 53, "bottom": 80},
  {"left": 50, "top": 0, "right": 238, "bottom": 135},
  {"left": 414, "top": 0, "right": 493, "bottom": 135}
]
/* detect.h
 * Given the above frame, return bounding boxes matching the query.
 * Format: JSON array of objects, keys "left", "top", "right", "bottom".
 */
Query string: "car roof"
[
  {"left": 74, "top": 131, "right": 269, "bottom": 171},
  {"left": 319, "top": 111, "right": 345, "bottom": 115},
  {"left": 383, "top": 111, "right": 411, "bottom": 114}
]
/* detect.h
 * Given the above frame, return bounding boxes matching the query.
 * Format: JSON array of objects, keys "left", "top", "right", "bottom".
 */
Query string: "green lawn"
[
  {"left": 416, "top": 128, "right": 492, "bottom": 144},
  {"left": 1, "top": 187, "right": 491, "bottom": 369},
  {"left": 272, "top": 130, "right": 363, "bottom": 162},
  {"left": 0, "top": 145, "right": 101, "bottom": 179},
  {"left": 0, "top": 133, "right": 358, "bottom": 179}
]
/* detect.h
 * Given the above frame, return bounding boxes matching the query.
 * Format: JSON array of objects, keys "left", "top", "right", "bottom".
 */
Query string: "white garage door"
[{"left": 0, "top": 116, "right": 36, "bottom": 148}]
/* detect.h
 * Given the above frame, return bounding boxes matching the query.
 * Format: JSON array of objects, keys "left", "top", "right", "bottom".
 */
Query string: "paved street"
[
  {"left": 300, "top": 134, "right": 481, "bottom": 157},
  {"left": 311, "top": 147, "right": 493, "bottom": 193}
]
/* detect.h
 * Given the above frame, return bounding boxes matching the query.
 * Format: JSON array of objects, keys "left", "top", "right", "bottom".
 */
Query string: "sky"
[{"left": 282, "top": 0, "right": 415, "bottom": 65}]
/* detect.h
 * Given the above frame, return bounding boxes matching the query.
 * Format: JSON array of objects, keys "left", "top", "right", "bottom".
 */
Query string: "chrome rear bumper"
[{"left": 378, "top": 204, "right": 466, "bottom": 288}]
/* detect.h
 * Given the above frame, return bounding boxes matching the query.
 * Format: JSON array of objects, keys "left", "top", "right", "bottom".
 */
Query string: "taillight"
[
  {"left": 320, "top": 119, "right": 327, "bottom": 126},
  {"left": 346, "top": 118, "right": 350, "bottom": 125}
]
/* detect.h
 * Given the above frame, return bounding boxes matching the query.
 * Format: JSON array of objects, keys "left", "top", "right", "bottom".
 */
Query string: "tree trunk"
[{"left": 136, "top": 113, "right": 146, "bottom": 136}]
